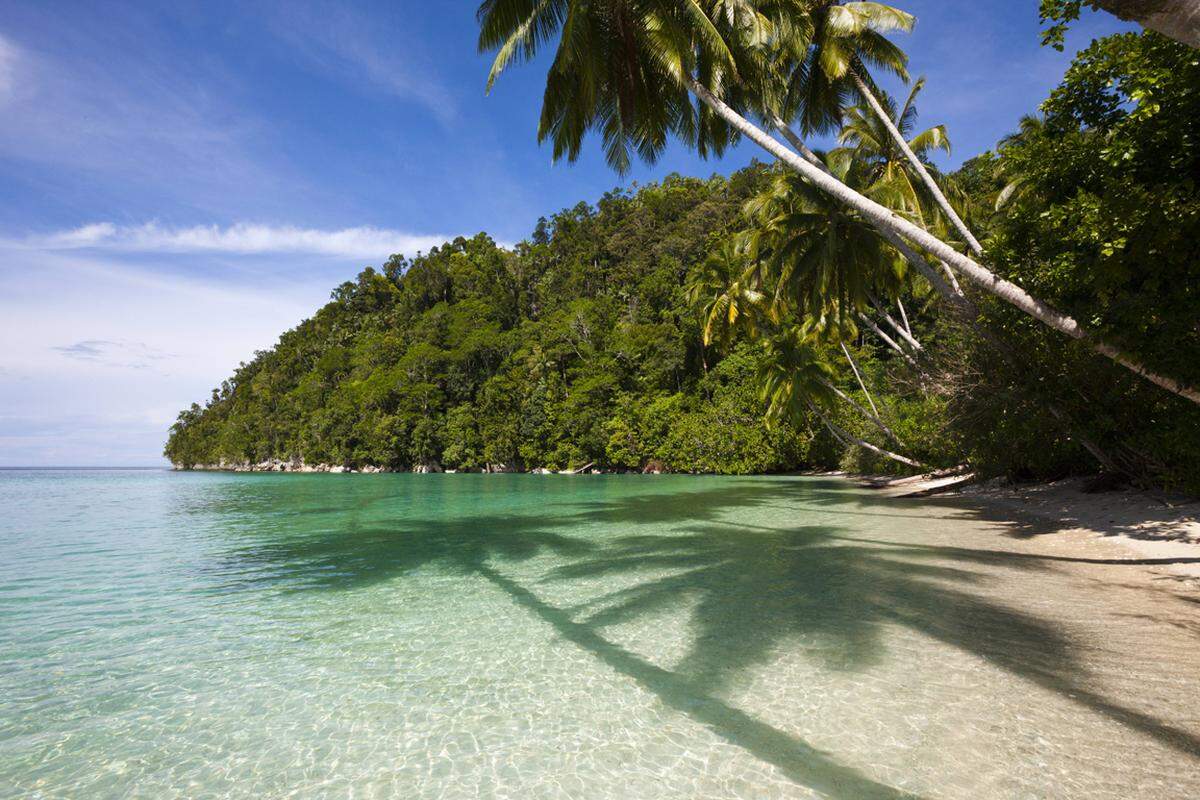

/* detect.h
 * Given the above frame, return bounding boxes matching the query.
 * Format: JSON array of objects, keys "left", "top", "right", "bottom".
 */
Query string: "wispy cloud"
[
  {"left": 33, "top": 222, "right": 451, "bottom": 259},
  {"left": 51, "top": 339, "right": 174, "bottom": 369},
  {"left": 0, "top": 34, "right": 16, "bottom": 102},
  {"left": 51, "top": 340, "right": 111, "bottom": 360},
  {"left": 263, "top": 1, "right": 457, "bottom": 126},
  {"left": 0, "top": 25, "right": 295, "bottom": 215}
]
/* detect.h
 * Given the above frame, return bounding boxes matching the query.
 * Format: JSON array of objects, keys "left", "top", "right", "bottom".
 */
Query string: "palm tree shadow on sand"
[{"left": 197, "top": 478, "right": 1200, "bottom": 797}]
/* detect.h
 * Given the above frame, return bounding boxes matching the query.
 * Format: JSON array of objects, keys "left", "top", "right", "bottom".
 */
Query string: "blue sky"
[{"left": 0, "top": 1, "right": 1128, "bottom": 466}]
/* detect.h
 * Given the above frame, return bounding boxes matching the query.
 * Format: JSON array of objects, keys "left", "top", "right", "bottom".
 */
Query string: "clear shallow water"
[{"left": 1, "top": 470, "right": 1198, "bottom": 799}]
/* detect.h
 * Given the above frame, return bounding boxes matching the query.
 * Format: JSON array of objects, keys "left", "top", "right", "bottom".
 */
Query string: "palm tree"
[
  {"left": 694, "top": 222, "right": 912, "bottom": 451},
  {"left": 686, "top": 235, "right": 766, "bottom": 349},
  {"left": 791, "top": 2, "right": 984, "bottom": 254},
  {"left": 744, "top": 151, "right": 905, "bottom": 321},
  {"left": 758, "top": 327, "right": 923, "bottom": 467},
  {"left": 754, "top": 12, "right": 970, "bottom": 319},
  {"left": 742, "top": 153, "right": 921, "bottom": 448},
  {"left": 477, "top": 0, "right": 1200, "bottom": 405},
  {"left": 838, "top": 77, "right": 956, "bottom": 229},
  {"left": 993, "top": 115, "right": 1047, "bottom": 211},
  {"left": 744, "top": 150, "right": 928, "bottom": 362},
  {"left": 477, "top": 0, "right": 740, "bottom": 173}
]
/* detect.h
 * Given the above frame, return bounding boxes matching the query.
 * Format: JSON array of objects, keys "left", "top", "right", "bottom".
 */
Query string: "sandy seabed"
[{"left": 2, "top": 471, "right": 1198, "bottom": 798}]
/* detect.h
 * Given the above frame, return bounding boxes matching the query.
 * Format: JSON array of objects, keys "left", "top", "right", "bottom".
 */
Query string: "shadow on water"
[{"left": 192, "top": 477, "right": 1200, "bottom": 796}]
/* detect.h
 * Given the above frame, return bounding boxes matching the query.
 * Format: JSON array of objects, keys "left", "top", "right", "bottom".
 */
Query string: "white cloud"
[
  {"left": 34, "top": 222, "right": 450, "bottom": 259},
  {"left": 0, "top": 244, "right": 329, "bottom": 466}
]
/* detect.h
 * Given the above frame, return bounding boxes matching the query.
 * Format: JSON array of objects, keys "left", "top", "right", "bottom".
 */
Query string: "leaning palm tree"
[
  {"left": 477, "top": 0, "right": 1200, "bottom": 404},
  {"left": 838, "top": 77, "right": 957, "bottom": 229},
  {"left": 769, "top": 1, "right": 982, "bottom": 255},
  {"left": 757, "top": 9, "right": 971, "bottom": 318},
  {"left": 818, "top": 3, "right": 985, "bottom": 255},
  {"left": 744, "top": 150, "right": 919, "bottom": 360},
  {"left": 758, "top": 327, "right": 923, "bottom": 467}
]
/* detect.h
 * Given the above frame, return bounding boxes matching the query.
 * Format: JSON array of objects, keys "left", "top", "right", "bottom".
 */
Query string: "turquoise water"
[{"left": 2, "top": 470, "right": 1198, "bottom": 799}]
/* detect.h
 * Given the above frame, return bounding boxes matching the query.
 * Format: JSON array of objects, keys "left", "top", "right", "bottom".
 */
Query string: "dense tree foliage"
[
  {"left": 167, "top": 32, "right": 1200, "bottom": 490},
  {"left": 944, "top": 32, "right": 1200, "bottom": 487},
  {"left": 166, "top": 170, "right": 818, "bottom": 473}
]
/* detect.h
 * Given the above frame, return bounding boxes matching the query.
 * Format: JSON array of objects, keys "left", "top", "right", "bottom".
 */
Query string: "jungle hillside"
[{"left": 165, "top": 29, "right": 1200, "bottom": 492}]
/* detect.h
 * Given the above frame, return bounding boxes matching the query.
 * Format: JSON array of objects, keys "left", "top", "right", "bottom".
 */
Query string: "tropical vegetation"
[{"left": 166, "top": 3, "right": 1200, "bottom": 491}]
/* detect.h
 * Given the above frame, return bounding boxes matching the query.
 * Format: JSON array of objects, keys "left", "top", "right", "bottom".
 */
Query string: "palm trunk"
[
  {"left": 849, "top": 70, "right": 984, "bottom": 257},
  {"left": 868, "top": 292, "right": 922, "bottom": 351},
  {"left": 897, "top": 298, "right": 912, "bottom": 337},
  {"left": 1095, "top": 0, "right": 1200, "bottom": 49},
  {"left": 821, "top": 378, "right": 904, "bottom": 448},
  {"left": 691, "top": 77, "right": 1200, "bottom": 405},
  {"left": 770, "top": 116, "right": 825, "bottom": 168},
  {"left": 774, "top": 114, "right": 1124, "bottom": 476},
  {"left": 840, "top": 342, "right": 879, "bottom": 417},
  {"left": 939, "top": 261, "right": 962, "bottom": 295},
  {"left": 857, "top": 312, "right": 918, "bottom": 368},
  {"left": 811, "top": 403, "right": 924, "bottom": 469}
]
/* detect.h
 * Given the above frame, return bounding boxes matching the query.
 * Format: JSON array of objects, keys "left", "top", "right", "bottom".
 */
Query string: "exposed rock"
[{"left": 172, "top": 459, "right": 391, "bottom": 474}]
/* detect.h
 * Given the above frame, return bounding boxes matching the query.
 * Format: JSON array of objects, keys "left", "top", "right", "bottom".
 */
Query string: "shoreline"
[
  {"left": 852, "top": 471, "right": 1200, "bottom": 584},
  {"left": 176, "top": 459, "right": 675, "bottom": 475},
  {"left": 174, "top": 462, "right": 1200, "bottom": 585},
  {"left": 175, "top": 458, "right": 628, "bottom": 475}
]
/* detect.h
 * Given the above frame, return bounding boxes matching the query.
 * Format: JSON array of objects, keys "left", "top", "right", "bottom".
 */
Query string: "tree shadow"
[
  {"left": 926, "top": 489, "right": 1198, "bottom": 545},
  {"left": 829, "top": 533, "right": 1200, "bottom": 567},
  {"left": 192, "top": 476, "right": 1200, "bottom": 796},
  {"left": 477, "top": 562, "right": 922, "bottom": 800},
  {"left": 779, "top": 481, "right": 1200, "bottom": 551},
  {"left": 546, "top": 522, "right": 1200, "bottom": 758},
  {"left": 199, "top": 480, "right": 924, "bottom": 798}
]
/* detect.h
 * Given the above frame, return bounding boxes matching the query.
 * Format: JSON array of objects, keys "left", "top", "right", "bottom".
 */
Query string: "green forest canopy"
[{"left": 166, "top": 32, "right": 1200, "bottom": 490}]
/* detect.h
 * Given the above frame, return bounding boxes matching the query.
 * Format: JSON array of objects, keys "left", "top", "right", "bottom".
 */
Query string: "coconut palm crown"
[
  {"left": 775, "top": 2, "right": 913, "bottom": 136},
  {"left": 743, "top": 149, "right": 907, "bottom": 322},
  {"left": 837, "top": 77, "right": 958, "bottom": 228},
  {"left": 478, "top": 0, "right": 777, "bottom": 173}
]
